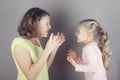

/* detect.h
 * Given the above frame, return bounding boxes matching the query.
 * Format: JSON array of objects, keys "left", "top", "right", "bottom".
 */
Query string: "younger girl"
[{"left": 67, "top": 19, "right": 112, "bottom": 80}]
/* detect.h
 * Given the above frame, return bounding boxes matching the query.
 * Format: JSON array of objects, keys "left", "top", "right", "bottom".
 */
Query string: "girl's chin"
[
  {"left": 77, "top": 41, "right": 80, "bottom": 43},
  {"left": 42, "top": 35, "right": 48, "bottom": 37},
  {"left": 40, "top": 34, "right": 48, "bottom": 37},
  {"left": 77, "top": 39, "right": 81, "bottom": 43}
]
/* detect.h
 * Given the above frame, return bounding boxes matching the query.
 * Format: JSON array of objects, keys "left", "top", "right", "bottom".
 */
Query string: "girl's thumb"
[{"left": 49, "top": 33, "right": 54, "bottom": 40}]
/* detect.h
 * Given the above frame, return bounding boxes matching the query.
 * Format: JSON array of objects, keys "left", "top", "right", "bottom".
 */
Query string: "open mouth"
[{"left": 46, "top": 30, "right": 49, "bottom": 34}]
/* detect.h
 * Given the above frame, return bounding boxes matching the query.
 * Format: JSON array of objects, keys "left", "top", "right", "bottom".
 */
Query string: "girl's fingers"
[
  {"left": 69, "top": 57, "right": 74, "bottom": 62},
  {"left": 61, "top": 36, "right": 65, "bottom": 42},
  {"left": 67, "top": 53, "right": 71, "bottom": 56},
  {"left": 58, "top": 34, "right": 65, "bottom": 43},
  {"left": 68, "top": 52, "right": 74, "bottom": 56},
  {"left": 68, "top": 51, "right": 71, "bottom": 54},
  {"left": 67, "top": 57, "right": 71, "bottom": 62},
  {"left": 68, "top": 50, "right": 71, "bottom": 53},
  {"left": 58, "top": 33, "right": 63, "bottom": 38},
  {"left": 60, "top": 33, "right": 63, "bottom": 37},
  {"left": 68, "top": 55, "right": 76, "bottom": 59},
  {"left": 49, "top": 33, "right": 54, "bottom": 40},
  {"left": 67, "top": 54, "right": 74, "bottom": 57},
  {"left": 53, "top": 35, "right": 59, "bottom": 41},
  {"left": 68, "top": 50, "right": 75, "bottom": 54},
  {"left": 59, "top": 33, "right": 65, "bottom": 43},
  {"left": 70, "top": 49, "right": 73, "bottom": 52},
  {"left": 67, "top": 57, "right": 74, "bottom": 62},
  {"left": 57, "top": 32, "right": 60, "bottom": 36},
  {"left": 51, "top": 32, "right": 65, "bottom": 46},
  {"left": 51, "top": 32, "right": 65, "bottom": 40},
  {"left": 67, "top": 53, "right": 70, "bottom": 56},
  {"left": 61, "top": 33, "right": 65, "bottom": 39}
]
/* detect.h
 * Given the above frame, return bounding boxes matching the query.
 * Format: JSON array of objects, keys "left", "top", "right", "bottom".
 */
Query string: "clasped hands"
[
  {"left": 67, "top": 49, "right": 79, "bottom": 67},
  {"left": 45, "top": 32, "right": 65, "bottom": 53},
  {"left": 45, "top": 32, "right": 79, "bottom": 67}
]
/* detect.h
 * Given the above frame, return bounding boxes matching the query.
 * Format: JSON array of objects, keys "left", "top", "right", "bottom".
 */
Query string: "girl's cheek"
[
  {"left": 77, "top": 36, "right": 80, "bottom": 41},
  {"left": 78, "top": 34, "right": 81, "bottom": 39}
]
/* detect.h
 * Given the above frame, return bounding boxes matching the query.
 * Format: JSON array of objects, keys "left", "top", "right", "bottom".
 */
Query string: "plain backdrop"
[{"left": 0, "top": 0, "right": 120, "bottom": 80}]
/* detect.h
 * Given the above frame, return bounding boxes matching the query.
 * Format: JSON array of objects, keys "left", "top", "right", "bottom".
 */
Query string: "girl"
[
  {"left": 11, "top": 7, "right": 65, "bottom": 80},
  {"left": 67, "top": 19, "right": 112, "bottom": 80}
]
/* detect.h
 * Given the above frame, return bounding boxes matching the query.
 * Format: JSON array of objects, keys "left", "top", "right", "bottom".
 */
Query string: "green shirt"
[{"left": 11, "top": 37, "right": 49, "bottom": 80}]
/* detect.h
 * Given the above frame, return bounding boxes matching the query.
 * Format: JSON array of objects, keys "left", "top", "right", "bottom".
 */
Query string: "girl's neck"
[
  {"left": 29, "top": 37, "right": 39, "bottom": 42},
  {"left": 84, "top": 38, "right": 94, "bottom": 45},
  {"left": 84, "top": 41, "right": 93, "bottom": 45},
  {"left": 28, "top": 37, "right": 40, "bottom": 47}
]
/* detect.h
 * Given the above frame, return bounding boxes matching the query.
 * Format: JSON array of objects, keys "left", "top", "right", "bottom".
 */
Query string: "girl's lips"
[
  {"left": 46, "top": 31, "right": 49, "bottom": 33},
  {"left": 46, "top": 31, "right": 49, "bottom": 35},
  {"left": 76, "top": 36, "right": 78, "bottom": 39}
]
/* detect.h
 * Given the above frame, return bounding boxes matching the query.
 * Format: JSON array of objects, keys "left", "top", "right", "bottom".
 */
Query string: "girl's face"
[
  {"left": 75, "top": 25, "right": 90, "bottom": 43},
  {"left": 37, "top": 15, "right": 51, "bottom": 37}
]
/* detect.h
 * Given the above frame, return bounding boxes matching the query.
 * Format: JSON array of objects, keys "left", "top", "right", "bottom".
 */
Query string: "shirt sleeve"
[{"left": 75, "top": 46, "right": 98, "bottom": 72}]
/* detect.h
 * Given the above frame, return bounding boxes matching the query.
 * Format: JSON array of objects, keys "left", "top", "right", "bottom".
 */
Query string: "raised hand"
[
  {"left": 67, "top": 49, "right": 79, "bottom": 60},
  {"left": 55, "top": 32, "right": 65, "bottom": 47},
  {"left": 45, "top": 32, "right": 65, "bottom": 54}
]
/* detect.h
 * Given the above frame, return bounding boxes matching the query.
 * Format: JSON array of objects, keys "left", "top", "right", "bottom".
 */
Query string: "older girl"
[{"left": 11, "top": 7, "right": 65, "bottom": 80}]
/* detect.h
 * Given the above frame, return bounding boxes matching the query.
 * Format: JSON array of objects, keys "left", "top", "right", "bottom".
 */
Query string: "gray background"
[{"left": 0, "top": 0, "right": 120, "bottom": 80}]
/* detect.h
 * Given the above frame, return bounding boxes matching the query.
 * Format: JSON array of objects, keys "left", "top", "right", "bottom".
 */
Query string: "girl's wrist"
[
  {"left": 44, "top": 49, "right": 51, "bottom": 55},
  {"left": 73, "top": 62, "right": 77, "bottom": 67}
]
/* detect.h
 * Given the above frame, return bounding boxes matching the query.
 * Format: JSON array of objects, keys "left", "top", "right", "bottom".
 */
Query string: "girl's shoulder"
[
  {"left": 12, "top": 37, "right": 26, "bottom": 45},
  {"left": 83, "top": 42, "right": 102, "bottom": 55},
  {"left": 11, "top": 37, "right": 30, "bottom": 49},
  {"left": 11, "top": 37, "right": 30, "bottom": 53},
  {"left": 84, "top": 42, "right": 97, "bottom": 49}
]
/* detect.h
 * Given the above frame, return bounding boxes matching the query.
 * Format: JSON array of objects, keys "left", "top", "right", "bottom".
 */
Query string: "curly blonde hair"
[{"left": 79, "top": 19, "right": 112, "bottom": 70}]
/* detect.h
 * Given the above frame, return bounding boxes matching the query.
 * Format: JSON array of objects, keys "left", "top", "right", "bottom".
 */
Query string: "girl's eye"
[
  {"left": 77, "top": 30, "right": 80, "bottom": 33},
  {"left": 46, "top": 22, "right": 50, "bottom": 26},
  {"left": 46, "top": 23, "right": 49, "bottom": 26}
]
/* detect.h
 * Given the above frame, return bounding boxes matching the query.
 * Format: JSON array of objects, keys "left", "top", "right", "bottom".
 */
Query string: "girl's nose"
[
  {"left": 75, "top": 32, "right": 77, "bottom": 36},
  {"left": 49, "top": 25, "right": 51, "bottom": 29}
]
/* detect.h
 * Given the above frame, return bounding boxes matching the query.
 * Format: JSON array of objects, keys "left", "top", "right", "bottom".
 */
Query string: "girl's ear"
[{"left": 88, "top": 32, "right": 93, "bottom": 37}]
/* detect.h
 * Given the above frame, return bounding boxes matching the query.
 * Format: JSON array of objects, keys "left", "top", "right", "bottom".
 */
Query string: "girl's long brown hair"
[
  {"left": 79, "top": 19, "right": 112, "bottom": 70},
  {"left": 18, "top": 7, "right": 50, "bottom": 38}
]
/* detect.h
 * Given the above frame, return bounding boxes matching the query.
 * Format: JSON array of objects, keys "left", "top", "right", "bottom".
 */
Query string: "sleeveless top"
[{"left": 11, "top": 37, "right": 49, "bottom": 80}]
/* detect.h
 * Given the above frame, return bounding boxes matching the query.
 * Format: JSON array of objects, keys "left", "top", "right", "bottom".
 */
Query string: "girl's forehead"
[
  {"left": 42, "top": 15, "right": 50, "bottom": 21},
  {"left": 39, "top": 15, "right": 50, "bottom": 23},
  {"left": 77, "top": 24, "right": 84, "bottom": 29},
  {"left": 77, "top": 24, "right": 87, "bottom": 32}
]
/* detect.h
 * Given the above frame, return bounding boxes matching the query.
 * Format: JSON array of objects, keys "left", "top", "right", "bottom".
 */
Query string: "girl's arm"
[
  {"left": 47, "top": 47, "right": 58, "bottom": 69},
  {"left": 68, "top": 46, "right": 98, "bottom": 72},
  {"left": 14, "top": 46, "right": 51, "bottom": 80},
  {"left": 47, "top": 33, "right": 65, "bottom": 69}
]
